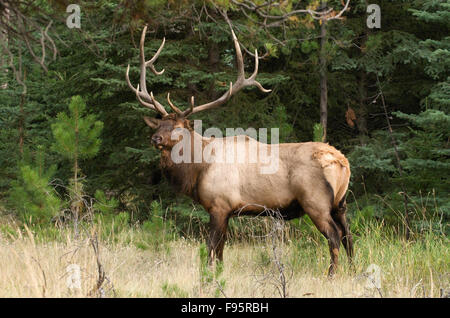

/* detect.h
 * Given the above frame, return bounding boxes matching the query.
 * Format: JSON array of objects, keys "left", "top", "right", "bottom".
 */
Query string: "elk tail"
[{"left": 312, "top": 146, "right": 351, "bottom": 210}]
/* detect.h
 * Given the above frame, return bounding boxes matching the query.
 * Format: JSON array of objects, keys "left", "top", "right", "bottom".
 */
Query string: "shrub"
[{"left": 8, "top": 148, "right": 61, "bottom": 224}]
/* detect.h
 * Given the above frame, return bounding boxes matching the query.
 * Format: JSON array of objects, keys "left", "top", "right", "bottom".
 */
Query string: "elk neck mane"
[{"left": 159, "top": 130, "right": 210, "bottom": 201}]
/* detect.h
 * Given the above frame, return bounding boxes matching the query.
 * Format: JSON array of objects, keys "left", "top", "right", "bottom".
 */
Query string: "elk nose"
[{"left": 152, "top": 135, "right": 162, "bottom": 145}]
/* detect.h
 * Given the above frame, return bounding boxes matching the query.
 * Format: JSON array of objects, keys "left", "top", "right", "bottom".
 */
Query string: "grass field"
[{"left": 0, "top": 212, "right": 448, "bottom": 298}]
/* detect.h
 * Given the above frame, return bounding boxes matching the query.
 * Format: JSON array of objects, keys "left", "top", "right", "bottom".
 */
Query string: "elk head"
[{"left": 126, "top": 25, "right": 270, "bottom": 151}]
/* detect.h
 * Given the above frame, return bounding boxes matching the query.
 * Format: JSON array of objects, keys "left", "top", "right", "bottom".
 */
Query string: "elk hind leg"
[
  {"left": 305, "top": 208, "right": 341, "bottom": 277},
  {"left": 331, "top": 199, "right": 353, "bottom": 262}
]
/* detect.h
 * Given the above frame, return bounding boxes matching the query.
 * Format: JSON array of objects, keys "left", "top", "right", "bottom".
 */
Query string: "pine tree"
[
  {"left": 394, "top": 109, "right": 450, "bottom": 195},
  {"left": 410, "top": 0, "right": 449, "bottom": 110},
  {"left": 51, "top": 96, "right": 103, "bottom": 231}
]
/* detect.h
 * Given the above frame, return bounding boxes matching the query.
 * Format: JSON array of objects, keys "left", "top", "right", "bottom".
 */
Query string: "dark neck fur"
[{"left": 159, "top": 132, "right": 210, "bottom": 201}]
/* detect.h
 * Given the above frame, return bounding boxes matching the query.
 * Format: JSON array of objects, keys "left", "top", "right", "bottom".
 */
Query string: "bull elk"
[{"left": 125, "top": 25, "right": 353, "bottom": 276}]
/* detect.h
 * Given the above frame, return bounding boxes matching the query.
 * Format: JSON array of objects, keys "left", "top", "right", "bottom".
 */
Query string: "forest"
[{"left": 0, "top": 0, "right": 448, "bottom": 298}]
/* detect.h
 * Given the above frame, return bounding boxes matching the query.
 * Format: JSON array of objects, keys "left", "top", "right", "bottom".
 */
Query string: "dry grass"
[{"left": 0, "top": 219, "right": 448, "bottom": 298}]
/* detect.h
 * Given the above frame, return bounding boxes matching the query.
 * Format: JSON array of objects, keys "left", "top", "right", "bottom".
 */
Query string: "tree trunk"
[
  {"left": 356, "top": 2, "right": 370, "bottom": 146},
  {"left": 319, "top": 1, "right": 328, "bottom": 142},
  {"left": 377, "top": 77, "right": 410, "bottom": 240},
  {"left": 18, "top": 92, "right": 25, "bottom": 154},
  {"left": 1, "top": 6, "right": 9, "bottom": 89},
  {"left": 73, "top": 108, "right": 80, "bottom": 238},
  {"left": 357, "top": 71, "right": 368, "bottom": 145}
]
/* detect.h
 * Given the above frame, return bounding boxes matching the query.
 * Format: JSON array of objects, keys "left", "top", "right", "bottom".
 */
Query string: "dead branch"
[
  {"left": 1, "top": 1, "right": 59, "bottom": 73},
  {"left": 231, "top": 0, "right": 350, "bottom": 23},
  {"left": 239, "top": 205, "right": 293, "bottom": 298}
]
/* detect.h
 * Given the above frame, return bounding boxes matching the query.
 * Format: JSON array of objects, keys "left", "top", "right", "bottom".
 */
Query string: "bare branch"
[
  {"left": 0, "top": 1, "right": 60, "bottom": 73},
  {"left": 231, "top": 0, "right": 350, "bottom": 25},
  {"left": 327, "top": 0, "right": 351, "bottom": 21},
  {"left": 1, "top": 37, "right": 27, "bottom": 94}
]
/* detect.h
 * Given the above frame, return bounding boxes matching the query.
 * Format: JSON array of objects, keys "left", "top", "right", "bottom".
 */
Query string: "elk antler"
[
  {"left": 126, "top": 25, "right": 271, "bottom": 118},
  {"left": 179, "top": 29, "right": 271, "bottom": 117},
  {"left": 125, "top": 25, "right": 168, "bottom": 116}
]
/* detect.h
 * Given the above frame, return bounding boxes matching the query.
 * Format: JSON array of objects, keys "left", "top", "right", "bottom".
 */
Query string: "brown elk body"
[{"left": 126, "top": 26, "right": 353, "bottom": 276}]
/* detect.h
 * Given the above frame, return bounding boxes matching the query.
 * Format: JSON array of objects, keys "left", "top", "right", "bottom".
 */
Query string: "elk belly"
[
  {"left": 237, "top": 160, "right": 294, "bottom": 208},
  {"left": 197, "top": 163, "right": 242, "bottom": 210}
]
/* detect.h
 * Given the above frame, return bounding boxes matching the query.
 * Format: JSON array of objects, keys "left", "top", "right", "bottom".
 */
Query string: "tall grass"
[{"left": 0, "top": 206, "right": 448, "bottom": 297}]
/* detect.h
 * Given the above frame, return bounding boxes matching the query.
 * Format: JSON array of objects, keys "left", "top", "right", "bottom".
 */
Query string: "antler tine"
[
  {"left": 150, "top": 91, "right": 168, "bottom": 115},
  {"left": 178, "top": 96, "right": 195, "bottom": 117},
  {"left": 137, "top": 26, "right": 165, "bottom": 93},
  {"left": 249, "top": 49, "right": 271, "bottom": 93},
  {"left": 126, "top": 25, "right": 168, "bottom": 116},
  {"left": 190, "top": 96, "right": 195, "bottom": 109},
  {"left": 138, "top": 25, "right": 149, "bottom": 94},
  {"left": 167, "top": 93, "right": 184, "bottom": 115},
  {"left": 180, "top": 81, "right": 234, "bottom": 117},
  {"left": 228, "top": 81, "right": 233, "bottom": 97},
  {"left": 231, "top": 29, "right": 245, "bottom": 83},
  {"left": 180, "top": 25, "right": 270, "bottom": 117},
  {"left": 125, "top": 64, "right": 137, "bottom": 93},
  {"left": 250, "top": 49, "right": 259, "bottom": 81},
  {"left": 135, "top": 84, "right": 157, "bottom": 111},
  {"left": 146, "top": 37, "right": 166, "bottom": 75}
]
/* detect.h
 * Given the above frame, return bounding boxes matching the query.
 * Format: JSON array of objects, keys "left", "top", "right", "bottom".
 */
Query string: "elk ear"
[{"left": 143, "top": 116, "right": 160, "bottom": 129}]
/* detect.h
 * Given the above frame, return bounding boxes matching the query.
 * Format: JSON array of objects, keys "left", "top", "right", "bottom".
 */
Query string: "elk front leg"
[{"left": 207, "top": 212, "right": 229, "bottom": 265}]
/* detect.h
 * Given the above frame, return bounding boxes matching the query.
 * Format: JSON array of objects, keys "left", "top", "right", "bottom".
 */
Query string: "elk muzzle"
[{"left": 151, "top": 134, "right": 163, "bottom": 148}]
